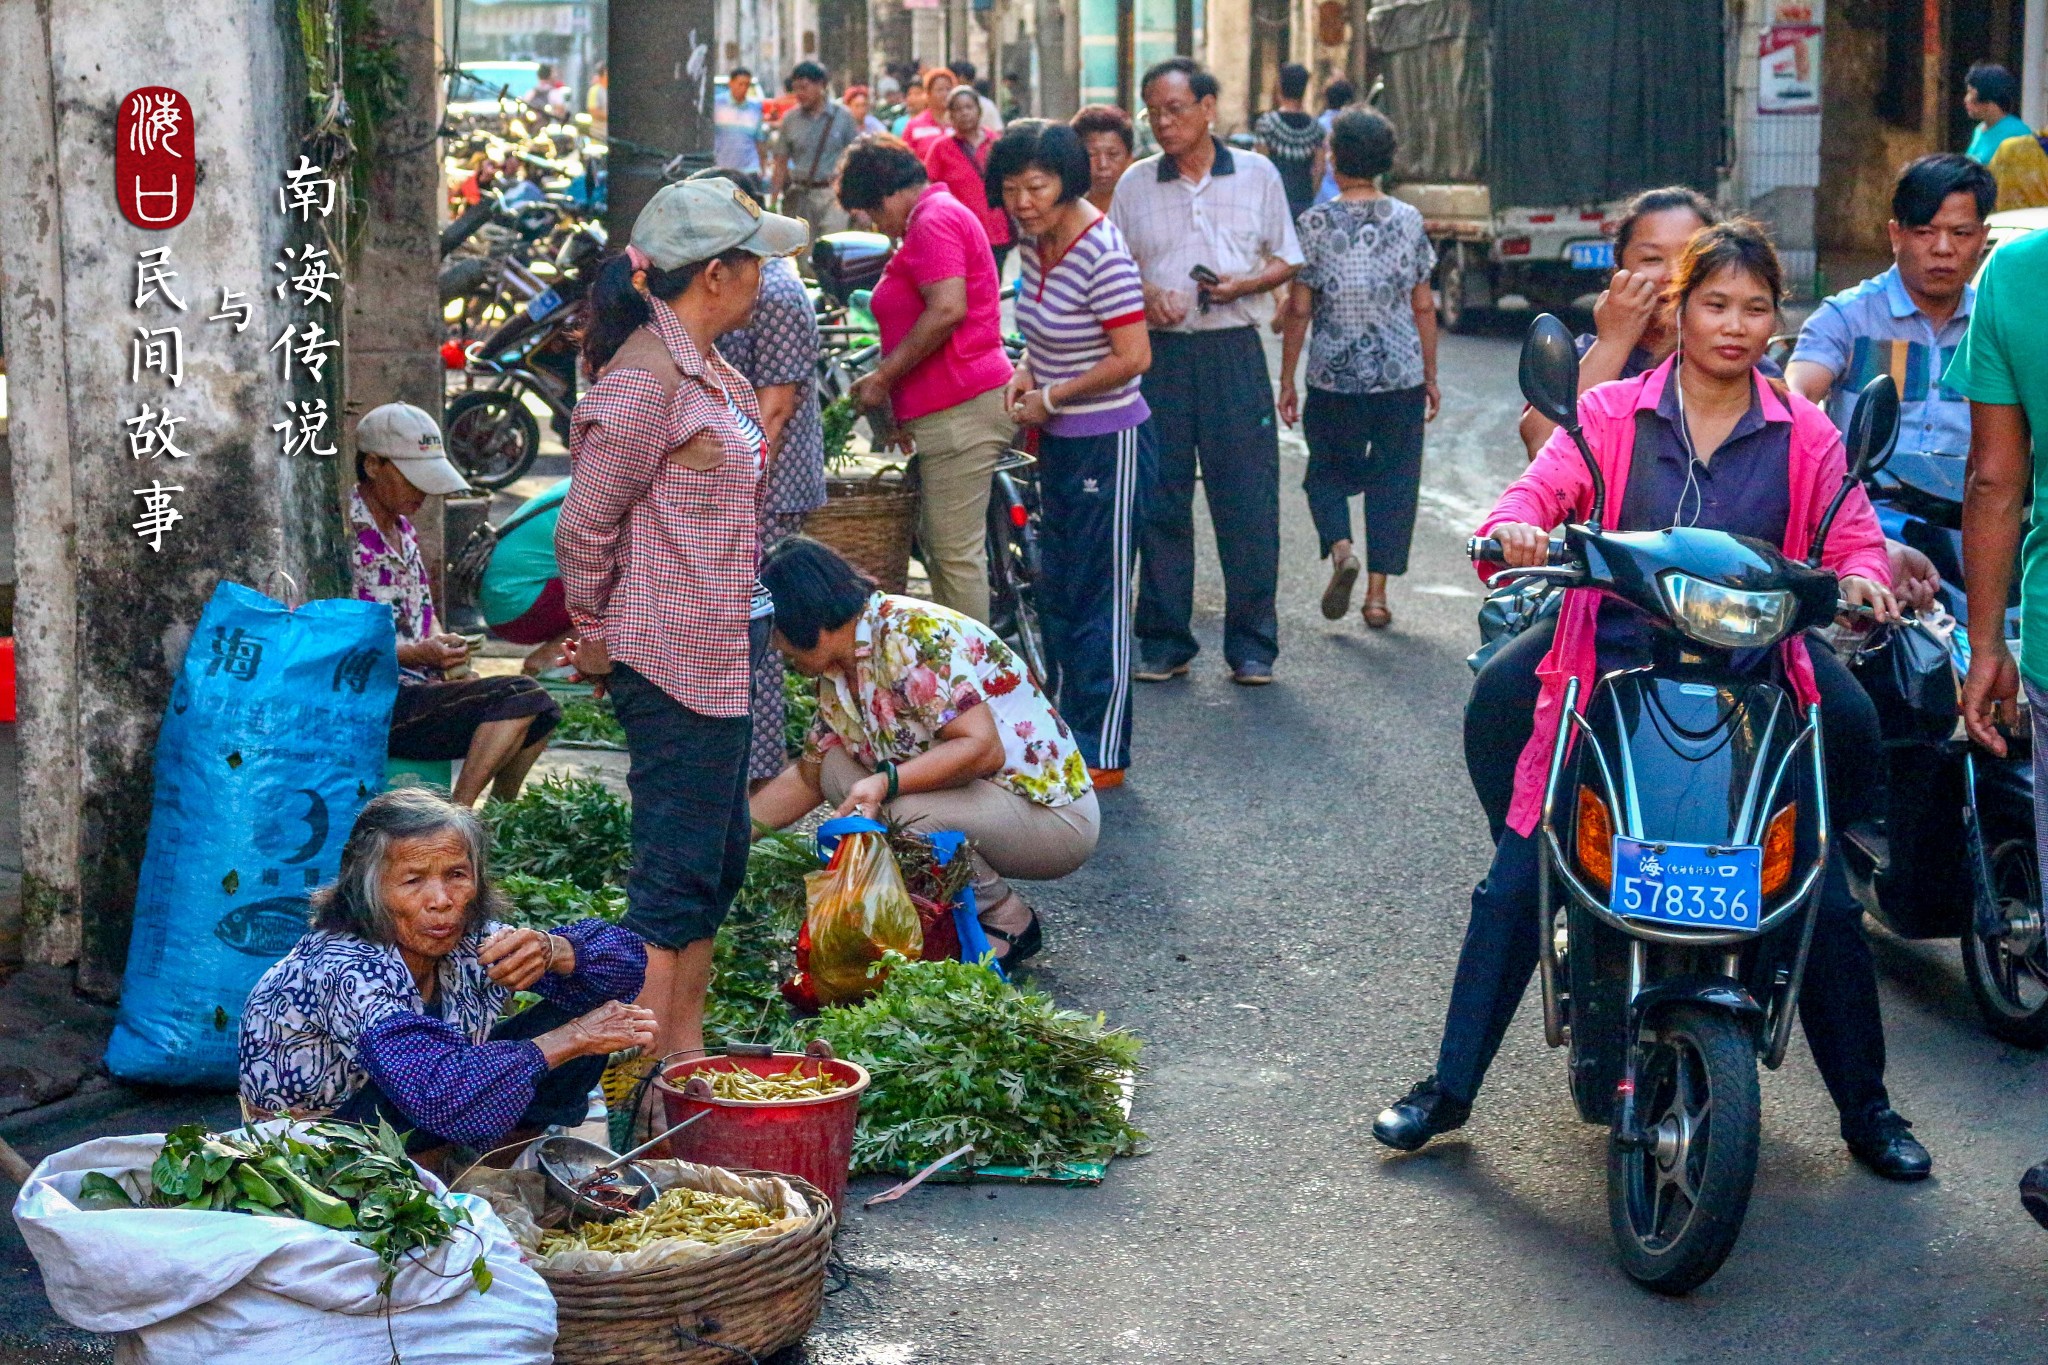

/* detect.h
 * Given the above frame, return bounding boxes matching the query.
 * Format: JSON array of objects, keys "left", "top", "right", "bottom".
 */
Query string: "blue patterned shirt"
[
  {"left": 239, "top": 917, "right": 644, "bottom": 1147},
  {"left": 1790, "top": 265, "right": 1975, "bottom": 457}
]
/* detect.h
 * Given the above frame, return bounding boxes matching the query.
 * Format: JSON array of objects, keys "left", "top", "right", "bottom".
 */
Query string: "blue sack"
[{"left": 105, "top": 582, "right": 398, "bottom": 1086}]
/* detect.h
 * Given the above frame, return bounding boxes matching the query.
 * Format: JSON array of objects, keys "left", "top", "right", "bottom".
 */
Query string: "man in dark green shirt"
[{"left": 1950, "top": 224, "right": 2048, "bottom": 1228}]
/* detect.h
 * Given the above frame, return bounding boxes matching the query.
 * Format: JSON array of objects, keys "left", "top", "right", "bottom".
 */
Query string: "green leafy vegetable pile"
[
  {"left": 77, "top": 1121, "right": 487, "bottom": 1294},
  {"left": 805, "top": 956, "right": 1145, "bottom": 1175},
  {"left": 820, "top": 394, "right": 860, "bottom": 469},
  {"left": 484, "top": 775, "right": 632, "bottom": 890},
  {"left": 706, "top": 831, "right": 813, "bottom": 1047},
  {"left": 494, "top": 871, "right": 627, "bottom": 931},
  {"left": 782, "top": 667, "right": 819, "bottom": 760},
  {"left": 554, "top": 695, "right": 627, "bottom": 747}
]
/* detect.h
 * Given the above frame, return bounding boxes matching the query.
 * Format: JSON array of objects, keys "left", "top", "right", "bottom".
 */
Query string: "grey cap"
[{"left": 631, "top": 178, "right": 809, "bottom": 271}]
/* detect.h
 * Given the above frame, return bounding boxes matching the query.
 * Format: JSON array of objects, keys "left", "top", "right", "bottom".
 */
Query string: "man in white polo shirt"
[{"left": 1111, "top": 58, "right": 1302, "bottom": 685}]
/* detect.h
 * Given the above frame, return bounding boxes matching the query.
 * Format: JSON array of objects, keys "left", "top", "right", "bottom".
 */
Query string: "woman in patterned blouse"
[
  {"left": 749, "top": 538, "right": 1098, "bottom": 964},
  {"left": 240, "top": 787, "right": 653, "bottom": 1157}
]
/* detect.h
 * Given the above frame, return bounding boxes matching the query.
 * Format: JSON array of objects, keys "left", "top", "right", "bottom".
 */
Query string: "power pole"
[{"left": 607, "top": 0, "right": 718, "bottom": 239}]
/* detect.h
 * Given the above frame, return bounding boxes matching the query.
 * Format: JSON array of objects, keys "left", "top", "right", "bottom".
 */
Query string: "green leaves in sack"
[
  {"left": 555, "top": 695, "right": 626, "bottom": 746},
  {"left": 115, "top": 1120, "right": 478, "bottom": 1294}
]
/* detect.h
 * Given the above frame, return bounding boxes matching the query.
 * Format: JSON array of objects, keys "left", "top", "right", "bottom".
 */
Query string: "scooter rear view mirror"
[
  {"left": 1519, "top": 313, "right": 1582, "bottom": 429},
  {"left": 1520, "top": 312, "right": 1608, "bottom": 532},
  {"left": 1811, "top": 374, "right": 1901, "bottom": 567},
  {"left": 1844, "top": 372, "right": 1900, "bottom": 480}
]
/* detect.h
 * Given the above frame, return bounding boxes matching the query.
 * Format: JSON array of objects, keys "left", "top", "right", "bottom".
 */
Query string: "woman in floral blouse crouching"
[{"left": 748, "top": 538, "right": 1098, "bottom": 965}]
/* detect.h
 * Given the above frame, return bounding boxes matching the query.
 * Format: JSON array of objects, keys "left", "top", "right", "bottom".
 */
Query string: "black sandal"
[{"left": 982, "top": 913, "right": 1044, "bottom": 965}]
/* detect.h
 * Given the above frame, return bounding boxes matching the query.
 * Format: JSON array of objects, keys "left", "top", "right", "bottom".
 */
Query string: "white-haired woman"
[{"left": 239, "top": 787, "right": 654, "bottom": 1154}]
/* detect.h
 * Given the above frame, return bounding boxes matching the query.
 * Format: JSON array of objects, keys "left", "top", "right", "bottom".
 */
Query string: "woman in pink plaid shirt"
[{"left": 558, "top": 179, "right": 809, "bottom": 1062}]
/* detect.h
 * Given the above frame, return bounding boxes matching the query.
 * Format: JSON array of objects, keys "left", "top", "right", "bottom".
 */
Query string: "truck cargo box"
[{"left": 1367, "top": 0, "right": 1725, "bottom": 205}]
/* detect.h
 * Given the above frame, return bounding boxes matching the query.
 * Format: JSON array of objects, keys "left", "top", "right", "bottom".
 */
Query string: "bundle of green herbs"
[
  {"left": 805, "top": 955, "right": 1145, "bottom": 1175},
  {"left": 706, "top": 830, "right": 813, "bottom": 1047},
  {"left": 553, "top": 695, "right": 627, "bottom": 747},
  {"left": 782, "top": 668, "right": 819, "bottom": 759},
  {"left": 76, "top": 1120, "right": 488, "bottom": 1294},
  {"left": 483, "top": 775, "right": 632, "bottom": 890}
]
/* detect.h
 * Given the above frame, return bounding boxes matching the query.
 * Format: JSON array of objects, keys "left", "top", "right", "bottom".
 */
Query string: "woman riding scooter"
[{"left": 1374, "top": 220, "right": 1933, "bottom": 1182}]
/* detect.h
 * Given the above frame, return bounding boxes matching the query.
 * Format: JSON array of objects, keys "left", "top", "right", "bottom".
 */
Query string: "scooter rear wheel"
[
  {"left": 1607, "top": 1006, "right": 1760, "bottom": 1295},
  {"left": 445, "top": 388, "right": 540, "bottom": 491}
]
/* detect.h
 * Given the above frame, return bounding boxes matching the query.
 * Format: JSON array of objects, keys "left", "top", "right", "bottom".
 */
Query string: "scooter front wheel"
[
  {"left": 1962, "top": 837, "right": 2048, "bottom": 1049},
  {"left": 1607, "top": 1006, "right": 1760, "bottom": 1295},
  {"left": 445, "top": 388, "right": 540, "bottom": 491}
]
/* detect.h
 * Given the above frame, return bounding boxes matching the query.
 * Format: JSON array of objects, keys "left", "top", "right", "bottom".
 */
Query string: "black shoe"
[
  {"left": 1844, "top": 1106, "right": 1932, "bottom": 1182},
  {"left": 983, "top": 912, "right": 1043, "bottom": 966},
  {"left": 1134, "top": 655, "right": 1191, "bottom": 683},
  {"left": 1372, "top": 1076, "right": 1471, "bottom": 1152},
  {"left": 2020, "top": 1160, "right": 2048, "bottom": 1229}
]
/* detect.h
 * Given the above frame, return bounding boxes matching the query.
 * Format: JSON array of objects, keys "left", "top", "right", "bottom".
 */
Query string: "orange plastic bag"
[{"left": 797, "top": 824, "right": 923, "bottom": 1006}]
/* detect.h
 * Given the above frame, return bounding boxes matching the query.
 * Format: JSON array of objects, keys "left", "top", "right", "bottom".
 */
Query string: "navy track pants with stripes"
[{"left": 1036, "top": 421, "right": 1154, "bottom": 771}]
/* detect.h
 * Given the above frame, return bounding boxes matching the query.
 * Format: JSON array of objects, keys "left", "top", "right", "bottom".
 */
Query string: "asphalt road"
[
  {"left": 788, "top": 321, "right": 2048, "bottom": 1364},
  {"left": 9, "top": 321, "right": 2048, "bottom": 1363}
]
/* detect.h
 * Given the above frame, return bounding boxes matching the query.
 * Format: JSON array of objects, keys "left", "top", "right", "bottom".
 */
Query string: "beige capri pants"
[
  {"left": 902, "top": 385, "right": 1013, "bottom": 623},
  {"left": 819, "top": 746, "right": 1099, "bottom": 913}
]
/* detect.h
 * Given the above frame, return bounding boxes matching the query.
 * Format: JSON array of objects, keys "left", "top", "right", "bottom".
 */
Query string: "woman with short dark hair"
[
  {"left": 750, "top": 538, "right": 1100, "bottom": 964},
  {"left": 239, "top": 787, "right": 653, "bottom": 1155},
  {"left": 838, "top": 133, "right": 1015, "bottom": 623},
  {"left": 1277, "top": 107, "right": 1440, "bottom": 630},
  {"left": 991, "top": 119, "right": 1153, "bottom": 785},
  {"left": 1070, "top": 104, "right": 1135, "bottom": 213}
]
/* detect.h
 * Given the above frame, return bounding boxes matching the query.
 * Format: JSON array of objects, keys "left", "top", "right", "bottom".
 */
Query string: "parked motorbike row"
[{"left": 1471, "top": 315, "right": 2039, "bottom": 1296}]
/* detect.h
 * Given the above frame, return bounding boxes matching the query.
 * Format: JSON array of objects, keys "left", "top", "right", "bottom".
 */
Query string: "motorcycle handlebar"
[{"left": 1468, "top": 535, "right": 1567, "bottom": 567}]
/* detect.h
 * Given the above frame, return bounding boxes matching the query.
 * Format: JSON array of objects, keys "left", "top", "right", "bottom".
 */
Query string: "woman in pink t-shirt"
[
  {"left": 837, "top": 134, "right": 1013, "bottom": 622},
  {"left": 900, "top": 68, "right": 955, "bottom": 160},
  {"left": 922, "top": 87, "right": 1013, "bottom": 273}
]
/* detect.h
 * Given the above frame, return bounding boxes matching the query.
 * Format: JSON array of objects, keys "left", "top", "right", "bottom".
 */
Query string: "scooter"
[
  {"left": 1839, "top": 451, "right": 2044, "bottom": 1044},
  {"left": 1474, "top": 314, "right": 1899, "bottom": 1294}
]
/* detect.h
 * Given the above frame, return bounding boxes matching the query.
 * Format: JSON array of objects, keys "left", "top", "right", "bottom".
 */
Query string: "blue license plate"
[
  {"left": 1612, "top": 838, "right": 1762, "bottom": 931},
  {"left": 525, "top": 287, "right": 563, "bottom": 320},
  {"left": 1569, "top": 240, "right": 1615, "bottom": 271}
]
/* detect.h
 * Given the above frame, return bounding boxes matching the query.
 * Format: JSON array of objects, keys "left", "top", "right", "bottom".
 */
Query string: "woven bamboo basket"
[
  {"left": 803, "top": 471, "right": 918, "bottom": 593},
  {"left": 540, "top": 1169, "right": 837, "bottom": 1365}
]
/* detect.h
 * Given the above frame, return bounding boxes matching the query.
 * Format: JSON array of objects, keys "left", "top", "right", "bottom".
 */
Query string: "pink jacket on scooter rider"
[{"left": 1477, "top": 355, "right": 1892, "bottom": 840}]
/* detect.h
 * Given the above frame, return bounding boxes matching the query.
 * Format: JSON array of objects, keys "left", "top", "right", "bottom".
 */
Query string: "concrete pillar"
[
  {"left": 0, "top": 0, "right": 348, "bottom": 993},
  {"left": 608, "top": 0, "right": 719, "bottom": 238},
  {"left": 1204, "top": 0, "right": 1252, "bottom": 132}
]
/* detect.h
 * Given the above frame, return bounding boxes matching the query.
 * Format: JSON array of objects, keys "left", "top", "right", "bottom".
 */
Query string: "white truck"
[{"left": 1367, "top": 0, "right": 1733, "bottom": 330}]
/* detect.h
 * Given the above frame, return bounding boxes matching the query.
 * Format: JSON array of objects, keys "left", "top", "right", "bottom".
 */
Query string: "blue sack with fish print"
[{"left": 105, "top": 581, "right": 398, "bottom": 1086}]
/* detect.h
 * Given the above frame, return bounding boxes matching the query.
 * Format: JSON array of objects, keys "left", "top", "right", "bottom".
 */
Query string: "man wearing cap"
[
  {"left": 558, "top": 179, "right": 809, "bottom": 1062},
  {"left": 350, "top": 402, "right": 563, "bottom": 806}
]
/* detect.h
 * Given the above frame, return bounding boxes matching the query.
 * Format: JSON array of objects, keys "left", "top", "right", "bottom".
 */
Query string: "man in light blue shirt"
[
  {"left": 713, "top": 69, "right": 768, "bottom": 175},
  {"left": 1789, "top": 154, "right": 1996, "bottom": 458},
  {"left": 1964, "top": 62, "right": 2033, "bottom": 166}
]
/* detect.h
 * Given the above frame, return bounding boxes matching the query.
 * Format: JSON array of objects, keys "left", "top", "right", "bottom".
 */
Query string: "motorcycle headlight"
[{"left": 1658, "top": 573, "right": 1798, "bottom": 650}]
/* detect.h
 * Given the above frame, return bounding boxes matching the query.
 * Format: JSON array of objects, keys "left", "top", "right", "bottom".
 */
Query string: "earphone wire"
[{"left": 1672, "top": 316, "right": 1704, "bottom": 529}]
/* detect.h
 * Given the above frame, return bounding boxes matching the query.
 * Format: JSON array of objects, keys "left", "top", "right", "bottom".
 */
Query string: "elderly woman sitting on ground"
[
  {"left": 240, "top": 786, "right": 655, "bottom": 1155},
  {"left": 749, "top": 538, "right": 1100, "bottom": 965}
]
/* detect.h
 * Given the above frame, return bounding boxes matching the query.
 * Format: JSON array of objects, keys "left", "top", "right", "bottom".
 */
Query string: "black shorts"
[
  {"left": 388, "top": 675, "right": 562, "bottom": 761},
  {"left": 607, "top": 626, "right": 766, "bottom": 949}
]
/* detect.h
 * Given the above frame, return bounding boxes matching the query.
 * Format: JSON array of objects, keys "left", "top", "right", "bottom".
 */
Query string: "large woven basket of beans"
[{"left": 466, "top": 1160, "right": 836, "bottom": 1365}]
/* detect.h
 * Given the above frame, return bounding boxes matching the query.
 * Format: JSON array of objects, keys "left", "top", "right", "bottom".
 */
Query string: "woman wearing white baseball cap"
[
  {"left": 556, "top": 178, "right": 808, "bottom": 1062},
  {"left": 350, "top": 401, "right": 562, "bottom": 806}
]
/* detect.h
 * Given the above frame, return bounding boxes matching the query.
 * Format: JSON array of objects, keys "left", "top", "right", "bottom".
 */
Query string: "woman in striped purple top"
[{"left": 988, "top": 121, "right": 1154, "bottom": 784}]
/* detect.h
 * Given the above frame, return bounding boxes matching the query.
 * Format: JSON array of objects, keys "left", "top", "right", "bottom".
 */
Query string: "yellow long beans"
[
  {"left": 703, "top": 1064, "right": 848, "bottom": 1102},
  {"left": 539, "top": 1186, "right": 775, "bottom": 1253}
]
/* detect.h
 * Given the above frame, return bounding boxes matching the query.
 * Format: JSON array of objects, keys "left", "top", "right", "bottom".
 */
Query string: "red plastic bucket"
[{"left": 653, "top": 1044, "right": 869, "bottom": 1214}]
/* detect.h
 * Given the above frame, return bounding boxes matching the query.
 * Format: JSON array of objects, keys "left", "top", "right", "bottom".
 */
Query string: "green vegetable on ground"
[
  {"left": 805, "top": 955, "right": 1146, "bottom": 1176},
  {"left": 494, "top": 871, "right": 628, "bottom": 931},
  {"left": 483, "top": 775, "right": 632, "bottom": 891},
  {"left": 554, "top": 695, "right": 627, "bottom": 747},
  {"left": 706, "top": 831, "right": 814, "bottom": 1048},
  {"left": 782, "top": 668, "right": 819, "bottom": 760},
  {"left": 99, "top": 1121, "right": 483, "bottom": 1294}
]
